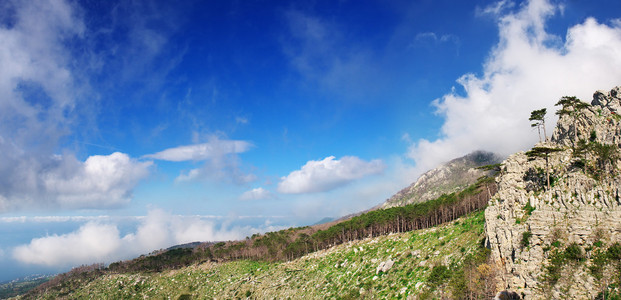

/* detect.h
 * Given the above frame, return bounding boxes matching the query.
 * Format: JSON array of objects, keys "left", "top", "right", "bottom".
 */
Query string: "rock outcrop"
[
  {"left": 485, "top": 86, "right": 621, "bottom": 299},
  {"left": 383, "top": 151, "right": 502, "bottom": 208}
]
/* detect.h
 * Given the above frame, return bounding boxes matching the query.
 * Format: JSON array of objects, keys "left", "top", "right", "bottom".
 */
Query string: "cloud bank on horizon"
[
  {"left": 12, "top": 209, "right": 276, "bottom": 267},
  {"left": 408, "top": 0, "right": 621, "bottom": 173}
]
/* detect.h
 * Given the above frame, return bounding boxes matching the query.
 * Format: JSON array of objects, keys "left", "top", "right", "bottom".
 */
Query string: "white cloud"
[
  {"left": 414, "top": 32, "right": 460, "bottom": 45},
  {"left": 0, "top": 0, "right": 83, "bottom": 148},
  {"left": 43, "top": 153, "right": 152, "bottom": 208},
  {"left": 407, "top": 0, "right": 621, "bottom": 173},
  {"left": 13, "top": 222, "right": 122, "bottom": 267},
  {"left": 0, "top": 152, "right": 151, "bottom": 212},
  {"left": 235, "top": 116, "right": 249, "bottom": 124},
  {"left": 0, "top": 1, "right": 152, "bottom": 212},
  {"left": 144, "top": 137, "right": 256, "bottom": 185},
  {"left": 239, "top": 187, "right": 273, "bottom": 201},
  {"left": 12, "top": 209, "right": 261, "bottom": 268},
  {"left": 144, "top": 138, "right": 252, "bottom": 162},
  {"left": 145, "top": 137, "right": 256, "bottom": 184},
  {"left": 174, "top": 157, "right": 257, "bottom": 185},
  {"left": 475, "top": 0, "right": 515, "bottom": 17},
  {"left": 278, "top": 156, "right": 385, "bottom": 194}
]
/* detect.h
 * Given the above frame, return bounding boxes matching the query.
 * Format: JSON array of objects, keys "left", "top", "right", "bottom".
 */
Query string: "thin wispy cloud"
[
  {"left": 239, "top": 187, "right": 274, "bottom": 201},
  {"left": 282, "top": 9, "right": 384, "bottom": 100},
  {"left": 144, "top": 139, "right": 252, "bottom": 162},
  {"left": 145, "top": 137, "right": 256, "bottom": 184}
]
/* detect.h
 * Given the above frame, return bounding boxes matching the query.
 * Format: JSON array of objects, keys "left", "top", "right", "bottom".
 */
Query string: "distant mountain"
[
  {"left": 311, "top": 217, "right": 334, "bottom": 226},
  {"left": 382, "top": 150, "right": 503, "bottom": 209},
  {"left": 165, "top": 242, "right": 203, "bottom": 251}
]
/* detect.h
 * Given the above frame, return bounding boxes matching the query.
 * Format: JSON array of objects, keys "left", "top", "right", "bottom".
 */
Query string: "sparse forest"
[
  {"left": 105, "top": 176, "right": 497, "bottom": 273},
  {"left": 23, "top": 174, "right": 499, "bottom": 299}
]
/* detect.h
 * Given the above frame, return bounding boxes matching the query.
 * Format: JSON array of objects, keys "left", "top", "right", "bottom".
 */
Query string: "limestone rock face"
[
  {"left": 485, "top": 86, "right": 621, "bottom": 299},
  {"left": 383, "top": 151, "right": 502, "bottom": 208},
  {"left": 552, "top": 86, "right": 621, "bottom": 148}
]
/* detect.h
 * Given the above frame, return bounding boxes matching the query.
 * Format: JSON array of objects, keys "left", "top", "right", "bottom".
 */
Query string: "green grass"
[{"left": 26, "top": 211, "right": 487, "bottom": 300}]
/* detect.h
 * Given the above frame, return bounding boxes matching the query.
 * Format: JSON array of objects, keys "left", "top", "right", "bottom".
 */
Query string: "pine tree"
[
  {"left": 526, "top": 146, "right": 562, "bottom": 190},
  {"left": 555, "top": 96, "right": 589, "bottom": 147},
  {"left": 530, "top": 108, "right": 548, "bottom": 142}
]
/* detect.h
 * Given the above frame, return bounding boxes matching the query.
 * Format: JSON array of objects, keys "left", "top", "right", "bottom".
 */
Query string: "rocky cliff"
[
  {"left": 485, "top": 87, "right": 621, "bottom": 299},
  {"left": 383, "top": 151, "right": 502, "bottom": 209}
]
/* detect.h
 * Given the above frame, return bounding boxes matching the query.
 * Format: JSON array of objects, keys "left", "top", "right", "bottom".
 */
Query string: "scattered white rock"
[{"left": 376, "top": 259, "right": 395, "bottom": 274}]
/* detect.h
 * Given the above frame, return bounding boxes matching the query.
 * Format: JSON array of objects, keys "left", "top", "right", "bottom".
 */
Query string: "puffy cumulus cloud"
[
  {"left": 13, "top": 223, "right": 121, "bottom": 266},
  {"left": 239, "top": 187, "right": 274, "bottom": 201},
  {"left": 12, "top": 209, "right": 257, "bottom": 268},
  {"left": 43, "top": 153, "right": 152, "bottom": 208},
  {"left": 407, "top": 0, "right": 621, "bottom": 173},
  {"left": 0, "top": 152, "right": 151, "bottom": 211},
  {"left": 278, "top": 156, "right": 385, "bottom": 194},
  {"left": 144, "top": 139, "right": 252, "bottom": 162}
]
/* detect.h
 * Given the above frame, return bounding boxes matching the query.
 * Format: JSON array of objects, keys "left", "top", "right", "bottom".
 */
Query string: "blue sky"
[{"left": 2, "top": 0, "right": 621, "bottom": 281}]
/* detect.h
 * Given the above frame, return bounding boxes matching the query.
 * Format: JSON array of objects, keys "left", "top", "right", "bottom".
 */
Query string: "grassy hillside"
[
  {"left": 103, "top": 177, "right": 495, "bottom": 276},
  {"left": 21, "top": 211, "right": 493, "bottom": 299}
]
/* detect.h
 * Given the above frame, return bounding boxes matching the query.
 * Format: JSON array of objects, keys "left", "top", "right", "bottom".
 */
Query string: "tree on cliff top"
[
  {"left": 526, "top": 146, "right": 562, "bottom": 190},
  {"left": 530, "top": 108, "right": 548, "bottom": 143},
  {"left": 555, "top": 96, "right": 589, "bottom": 147}
]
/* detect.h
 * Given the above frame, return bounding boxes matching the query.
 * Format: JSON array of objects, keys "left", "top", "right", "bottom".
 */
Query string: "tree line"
[{"left": 107, "top": 175, "right": 498, "bottom": 272}]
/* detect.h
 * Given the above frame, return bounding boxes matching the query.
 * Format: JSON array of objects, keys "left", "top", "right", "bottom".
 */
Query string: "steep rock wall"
[{"left": 485, "top": 86, "right": 621, "bottom": 299}]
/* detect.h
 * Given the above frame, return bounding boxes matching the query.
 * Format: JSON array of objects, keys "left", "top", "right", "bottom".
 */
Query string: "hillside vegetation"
[
  {"left": 19, "top": 211, "right": 494, "bottom": 299},
  {"left": 106, "top": 176, "right": 496, "bottom": 273},
  {"left": 19, "top": 175, "right": 498, "bottom": 299}
]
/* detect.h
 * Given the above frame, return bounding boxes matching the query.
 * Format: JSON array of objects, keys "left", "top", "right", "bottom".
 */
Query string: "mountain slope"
[
  {"left": 20, "top": 212, "right": 490, "bottom": 300},
  {"left": 382, "top": 150, "right": 502, "bottom": 209}
]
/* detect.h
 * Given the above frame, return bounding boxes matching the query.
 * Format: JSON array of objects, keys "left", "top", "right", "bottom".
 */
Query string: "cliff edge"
[{"left": 485, "top": 86, "right": 621, "bottom": 299}]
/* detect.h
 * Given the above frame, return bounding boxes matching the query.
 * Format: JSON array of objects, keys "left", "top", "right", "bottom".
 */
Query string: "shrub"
[
  {"left": 428, "top": 265, "right": 450, "bottom": 286},
  {"left": 521, "top": 231, "right": 532, "bottom": 248},
  {"left": 564, "top": 243, "right": 584, "bottom": 262},
  {"left": 608, "top": 243, "right": 621, "bottom": 260}
]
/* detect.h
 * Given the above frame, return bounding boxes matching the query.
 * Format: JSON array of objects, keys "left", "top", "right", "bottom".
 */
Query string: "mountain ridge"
[{"left": 382, "top": 150, "right": 503, "bottom": 209}]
